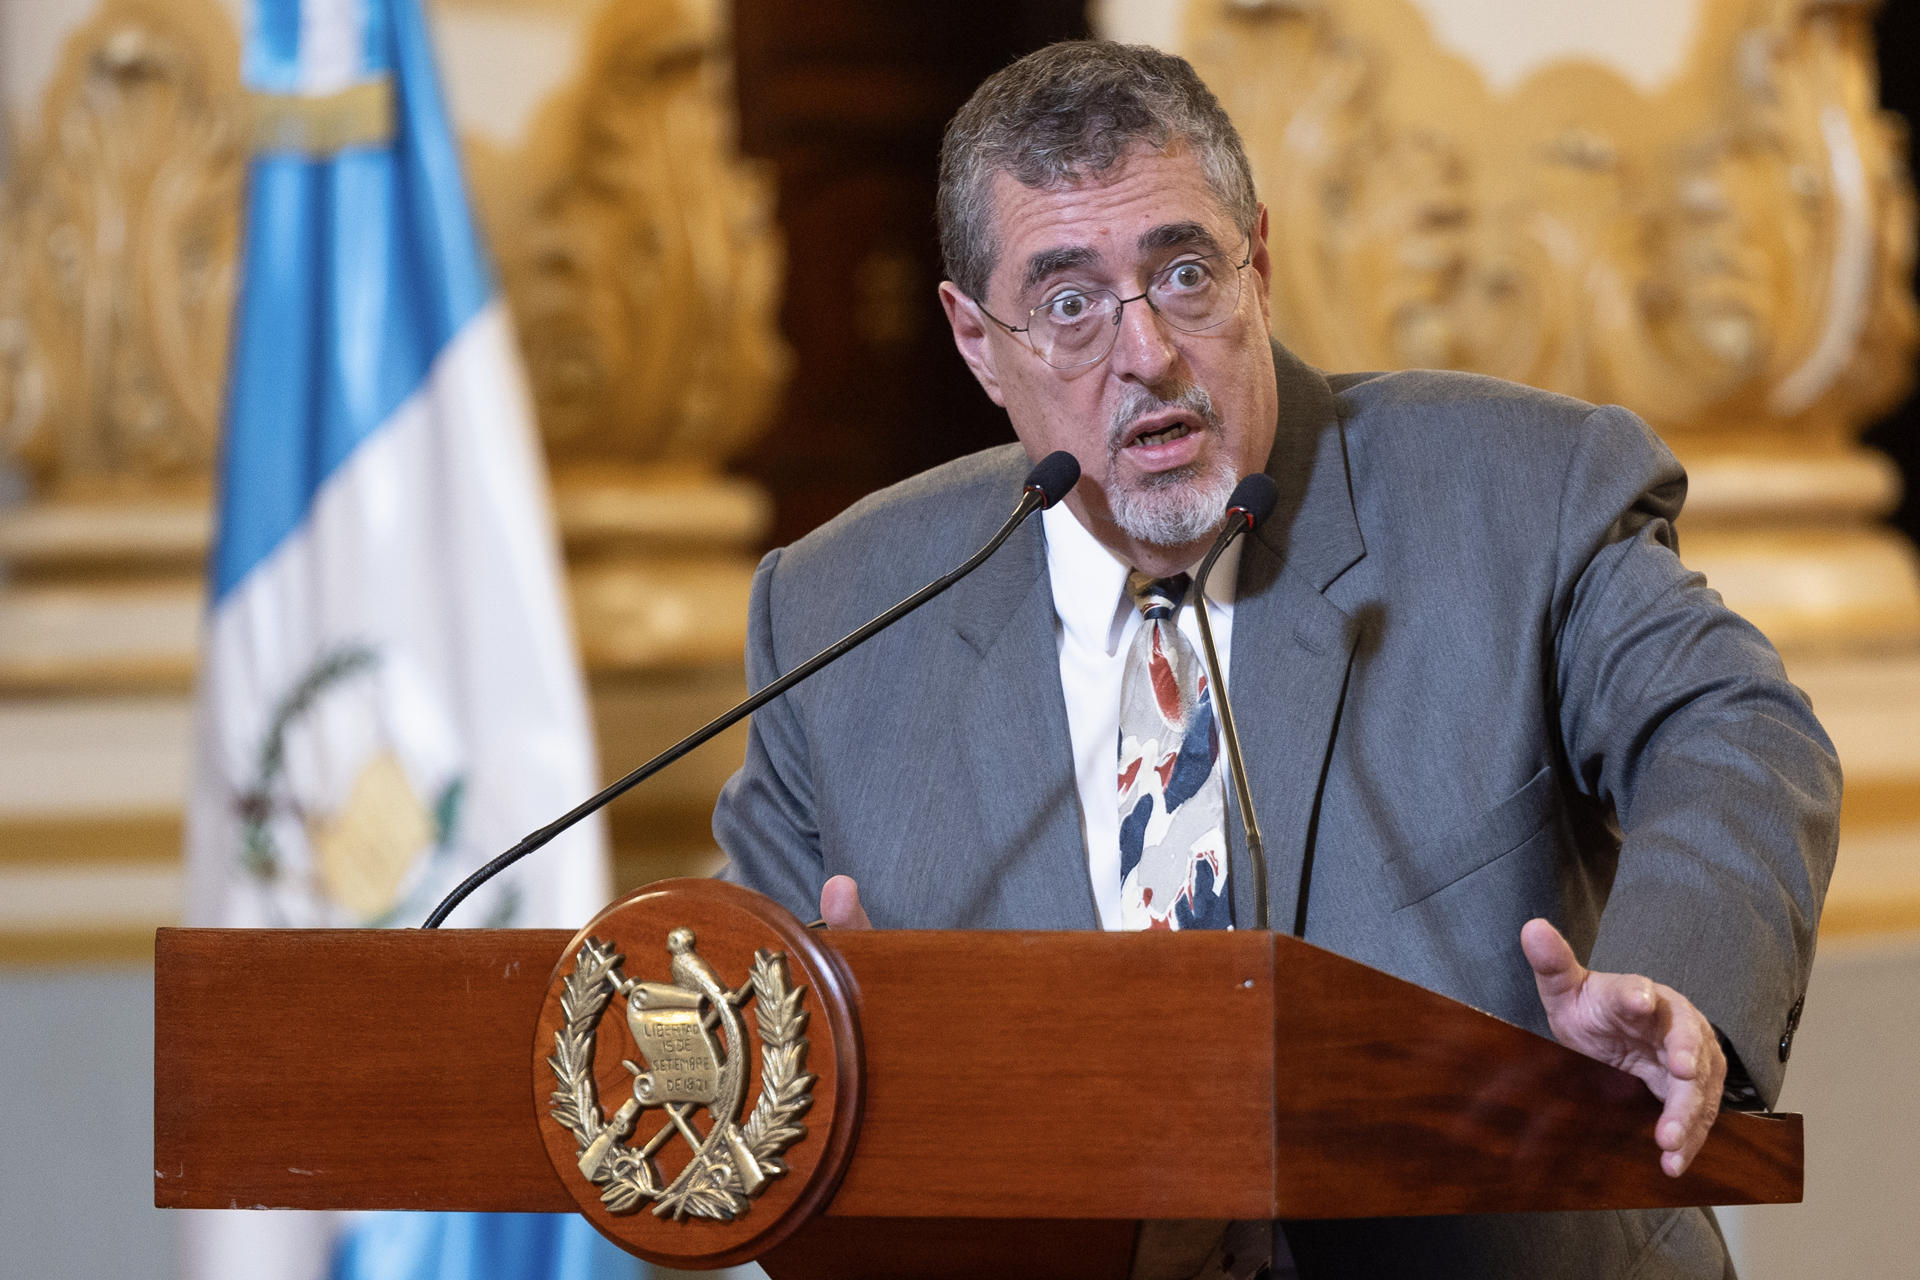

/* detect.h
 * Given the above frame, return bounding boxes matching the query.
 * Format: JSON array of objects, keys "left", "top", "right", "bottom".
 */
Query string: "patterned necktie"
[{"left": 1117, "top": 571, "right": 1232, "bottom": 930}]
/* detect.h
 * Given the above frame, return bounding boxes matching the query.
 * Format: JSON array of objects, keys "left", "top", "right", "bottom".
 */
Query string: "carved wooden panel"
[
  {"left": 0, "top": 0, "right": 790, "bottom": 493},
  {"left": 466, "top": 0, "right": 789, "bottom": 472},
  {"left": 1183, "top": 0, "right": 1917, "bottom": 444},
  {"left": 0, "top": 0, "right": 242, "bottom": 498}
]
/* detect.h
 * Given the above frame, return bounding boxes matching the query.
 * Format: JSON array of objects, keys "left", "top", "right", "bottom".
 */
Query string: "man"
[{"left": 715, "top": 40, "right": 1837, "bottom": 1278}]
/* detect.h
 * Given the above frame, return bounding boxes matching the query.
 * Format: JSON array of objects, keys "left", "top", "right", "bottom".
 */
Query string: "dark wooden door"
[{"left": 731, "top": 0, "right": 1087, "bottom": 545}]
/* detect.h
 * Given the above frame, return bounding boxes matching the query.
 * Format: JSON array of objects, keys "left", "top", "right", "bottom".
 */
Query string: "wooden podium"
[{"left": 154, "top": 879, "right": 1801, "bottom": 1278}]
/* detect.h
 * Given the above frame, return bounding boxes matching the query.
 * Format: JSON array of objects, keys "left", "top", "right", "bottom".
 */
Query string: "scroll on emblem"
[{"left": 546, "top": 926, "right": 816, "bottom": 1222}]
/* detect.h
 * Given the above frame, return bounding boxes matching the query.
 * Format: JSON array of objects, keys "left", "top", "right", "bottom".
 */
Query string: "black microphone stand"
[
  {"left": 422, "top": 453, "right": 1080, "bottom": 928},
  {"left": 1191, "top": 474, "right": 1278, "bottom": 932}
]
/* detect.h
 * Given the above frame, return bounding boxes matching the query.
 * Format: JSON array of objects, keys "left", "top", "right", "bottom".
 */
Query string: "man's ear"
[
  {"left": 1249, "top": 203, "right": 1274, "bottom": 329},
  {"left": 938, "top": 281, "right": 1006, "bottom": 407}
]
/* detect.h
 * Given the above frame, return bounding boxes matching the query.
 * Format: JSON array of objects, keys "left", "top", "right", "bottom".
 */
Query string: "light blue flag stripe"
[
  {"left": 330, "top": 1212, "right": 638, "bottom": 1280},
  {"left": 214, "top": 0, "right": 490, "bottom": 601},
  {"left": 220, "top": 2, "right": 640, "bottom": 1277},
  {"left": 241, "top": 0, "right": 303, "bottom": 92},
  {"left": 361, "top": 0, "right": 394, "bottom": 77}
]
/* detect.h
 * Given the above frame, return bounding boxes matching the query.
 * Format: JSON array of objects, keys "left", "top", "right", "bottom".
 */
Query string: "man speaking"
[{"left": 714, "top": 40, "right": 1837, "bottom": 1279}]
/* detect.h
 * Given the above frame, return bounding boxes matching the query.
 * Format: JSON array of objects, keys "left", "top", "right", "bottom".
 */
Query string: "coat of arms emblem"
[{"left": 546, "top": 927, "right": 814, "bottom": 1221}]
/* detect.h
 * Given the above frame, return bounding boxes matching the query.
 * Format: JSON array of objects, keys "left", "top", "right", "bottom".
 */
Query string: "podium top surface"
[{"left": 153, "top": 922, "right": 1800, "bottom": 1222}]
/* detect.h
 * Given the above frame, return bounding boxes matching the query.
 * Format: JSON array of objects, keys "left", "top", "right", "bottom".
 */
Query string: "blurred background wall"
[{"left": 1, "top": 0, "right": 1915, "bottom": 1276}]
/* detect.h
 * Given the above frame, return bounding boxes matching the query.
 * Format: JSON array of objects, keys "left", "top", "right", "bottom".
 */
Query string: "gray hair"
[{"left": 937, "top": 41, "right": 1258, "bottom": 302}]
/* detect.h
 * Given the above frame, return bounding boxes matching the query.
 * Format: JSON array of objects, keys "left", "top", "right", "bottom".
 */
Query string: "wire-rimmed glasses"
[{"left": 974, "top": 244, "right": 1253, "bottom": 370}]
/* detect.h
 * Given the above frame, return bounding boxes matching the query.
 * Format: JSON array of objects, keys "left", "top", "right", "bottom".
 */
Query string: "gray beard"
[{"left": 1105, "top": 382, "right": 1238, "bottom": 548}]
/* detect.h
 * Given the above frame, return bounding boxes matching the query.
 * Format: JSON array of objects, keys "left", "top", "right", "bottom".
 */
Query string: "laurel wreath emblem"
[{"left": 546, "top": 937, "right": 815, "bottom": 1221}]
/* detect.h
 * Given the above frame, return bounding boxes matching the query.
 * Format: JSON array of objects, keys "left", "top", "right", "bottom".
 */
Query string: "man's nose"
[{"left": 1106, "top": 294, "right": 1177, "bottom": 384}]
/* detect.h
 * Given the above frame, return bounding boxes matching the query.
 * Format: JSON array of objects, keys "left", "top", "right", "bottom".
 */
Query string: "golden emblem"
[
  {"left": 547, "top": 928, "right": 814, "bottom": 1221},
  {"left": 308, "top": 749, "right": 435, "bottom": 919}
]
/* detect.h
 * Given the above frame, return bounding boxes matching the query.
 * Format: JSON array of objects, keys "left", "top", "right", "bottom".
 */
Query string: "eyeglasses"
[{"left": 974, "top": 245, "right": 1253, "bottom": 370}]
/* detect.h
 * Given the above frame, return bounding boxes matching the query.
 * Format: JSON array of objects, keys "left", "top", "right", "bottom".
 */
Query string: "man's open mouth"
[
  {"left": 1121, "top": 418, "right": 1198, "bottom": 452},
  {"left": 1127, "top": 420, "right": 1195, "bottom": 448}
]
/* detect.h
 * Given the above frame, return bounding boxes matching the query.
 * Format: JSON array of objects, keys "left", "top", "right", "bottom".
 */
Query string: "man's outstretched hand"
[
  {"left": 1521, "top": 918, "right": 1725, "bottom": 1177},
  {"left": 813, "top": 900, "right": 1720, "bottom": 1167},
  {"left": 819, "top": 874, "right": 872, "bottom": 929}
]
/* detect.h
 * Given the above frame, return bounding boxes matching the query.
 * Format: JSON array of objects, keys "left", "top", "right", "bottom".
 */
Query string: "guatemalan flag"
[{"left": 183, "top": 1, "right": 624, "bottom": 1277}]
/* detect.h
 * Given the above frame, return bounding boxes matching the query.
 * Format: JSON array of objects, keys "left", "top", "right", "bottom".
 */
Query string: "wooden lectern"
[{"left": 154, "top": 879, "right": 1801, "bottom": 1278}]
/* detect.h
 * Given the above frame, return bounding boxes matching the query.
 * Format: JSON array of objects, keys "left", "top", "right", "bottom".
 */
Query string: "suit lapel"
[
  {"left": 915, "top": 342, "right": 1364, "bottom": 932},
  {"left": 938, "top": 478, "right": 1102, "bottom": 929},
  {"left": 1226, "top": 346, "right": 1365, "bottom": 931}
]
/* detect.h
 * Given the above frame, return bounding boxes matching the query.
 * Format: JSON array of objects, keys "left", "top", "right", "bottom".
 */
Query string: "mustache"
[{"left": 1106, "top": 381, "right": 1223, "bottom": 456}]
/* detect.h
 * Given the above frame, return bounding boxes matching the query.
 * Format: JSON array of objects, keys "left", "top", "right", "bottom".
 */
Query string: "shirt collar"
[{"left": 1041, "top": 500, "right": 1243, "bottom": 656}]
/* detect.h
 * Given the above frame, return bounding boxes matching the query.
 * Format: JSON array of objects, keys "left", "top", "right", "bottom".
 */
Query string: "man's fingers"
[
  {"left": 819, "top": 874, "right": 872, "bottom": 930},
  {"left": 1520, "top": 918, "right": 1585, "bottom": 1004},
  {"left": 1657, "top": 1013, "right": 1725, "bottom": 1177},
  {"left": 1654, "top": 1070, "right": 1721, "bottom": 1177},
  {"left": 1516, "top": 932, "right": 1728, "bottom": 1179},
  {"left": 1658, "top": 1005, "right": 1716, "bottom": 1083},
  {"left": 1585, "top": 972, "right": 1666, "bottom": 1041}
]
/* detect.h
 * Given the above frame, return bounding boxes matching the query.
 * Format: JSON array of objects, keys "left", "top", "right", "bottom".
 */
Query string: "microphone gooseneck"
[
  {"left": 1191, "top": 472, "right": 1280, "bottom": 931},
  {"left": 421, "top": 452, "right": 1079, "bottom": 928}
]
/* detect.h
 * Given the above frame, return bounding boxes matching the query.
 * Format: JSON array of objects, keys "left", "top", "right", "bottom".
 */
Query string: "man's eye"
[
  {"left": 1044, "top": 292, "right": 1093, "bottom": 323},
  {"left": 1163, "top": 260, "right": 1211, "bottom": 291}
]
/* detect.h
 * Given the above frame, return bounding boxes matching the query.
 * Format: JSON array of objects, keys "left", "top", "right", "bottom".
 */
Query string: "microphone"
[
  {"left": 421, "top": 451, "right": 1081, "bottom": 928},
  {"left": 1190, "top": 473, "right": 1280, "bottom": 931}
]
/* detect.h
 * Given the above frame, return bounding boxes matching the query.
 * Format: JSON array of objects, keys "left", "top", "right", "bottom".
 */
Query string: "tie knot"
[{"left": 1126, "top": 571, "right": 1190, "bottom": 622}]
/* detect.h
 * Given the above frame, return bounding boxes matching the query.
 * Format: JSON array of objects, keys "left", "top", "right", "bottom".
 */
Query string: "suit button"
[{"left": 1779, "top": 994, "right": 1805, "bottom": 1062}]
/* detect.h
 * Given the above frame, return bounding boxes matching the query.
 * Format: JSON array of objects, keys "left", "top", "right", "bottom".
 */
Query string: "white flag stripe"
[
  {"left": 186, "top": 301, "right": 606, "bottom": 930},
  {"left": 188, "top": 0, "right": 613, "bottom": 1272},
  {"left": 297, "top": 0, "right": 370, "bottom": 93}
]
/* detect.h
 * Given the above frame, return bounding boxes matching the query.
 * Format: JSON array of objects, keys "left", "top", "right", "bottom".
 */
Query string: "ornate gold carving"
[
  {"left": 468, "top": 0, "right": 791, "bottom": 469},
  {"left": 0, "top": 0, "right": 789, "bottom": 491},
  {"left": 1184, "top": 0, "right": 1916, "bottom": 443},
  {"left": 0, "top": 0, "right": 243, "bottom": 497},
  {"left": 547, "top": 930, "right": 813, "bottom": 1221}
]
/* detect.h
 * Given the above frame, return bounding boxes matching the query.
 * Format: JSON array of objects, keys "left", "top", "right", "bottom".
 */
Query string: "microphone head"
[
  {"left": 1226, "top": 472, "right": 1280, "bottom": 530},
  {"left": 1024, "top": 451, "right": 1081, "bottom": 508}
]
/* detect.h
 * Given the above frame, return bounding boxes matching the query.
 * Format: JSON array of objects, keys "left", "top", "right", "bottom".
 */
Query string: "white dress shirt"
[{"left": 1040, "top": 501, "right": 1241, "bottom": 930}]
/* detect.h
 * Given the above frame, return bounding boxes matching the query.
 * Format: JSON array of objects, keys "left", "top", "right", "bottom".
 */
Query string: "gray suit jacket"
[{"left": 714, "top": 346, "right": 1839, "bottom": 1279}]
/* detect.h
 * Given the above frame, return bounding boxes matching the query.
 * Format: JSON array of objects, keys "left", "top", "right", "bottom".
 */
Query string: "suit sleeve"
[
  {"left": 711, "top": 547, "right": 828, "bottom": 923},
  {"left": 1551, "top": 405, "right": 1839, "bottom": 1106}
]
